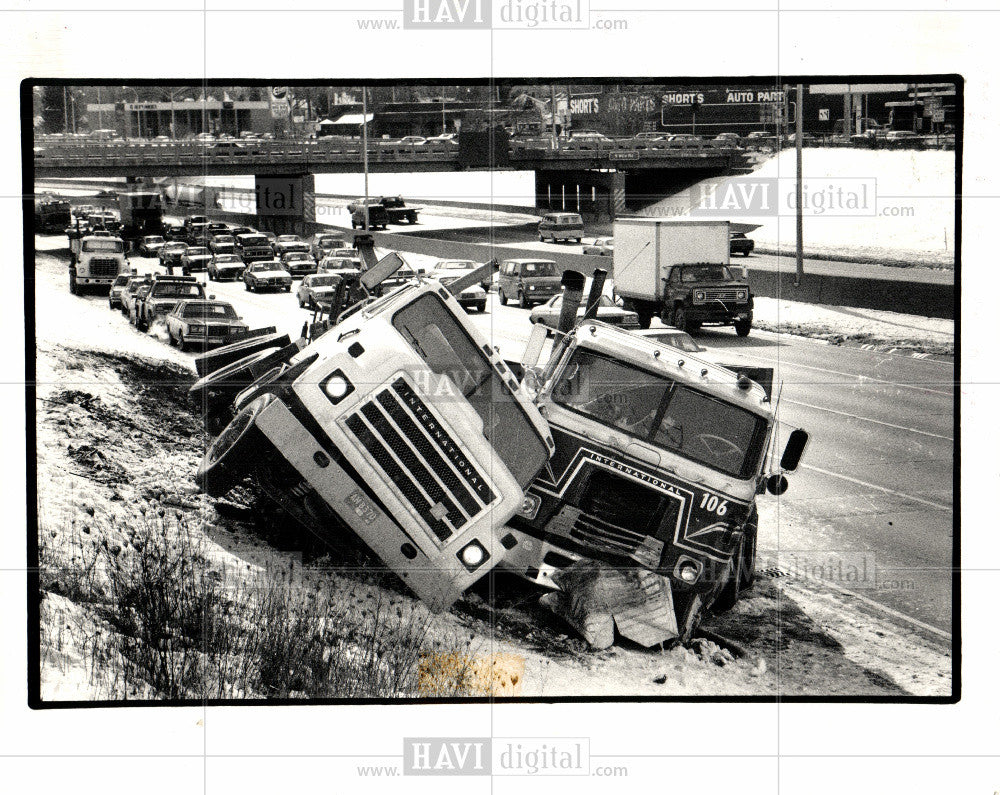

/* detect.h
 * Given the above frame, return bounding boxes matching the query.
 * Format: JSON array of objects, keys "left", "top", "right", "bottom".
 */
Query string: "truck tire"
[
  {"left": 735, "top": 318, "right": 752, "bottom": 337},
  {"left": 672, "top": 307, "right": 690, "bottom": 332},
  {"left": 498, "top": 289, "right": 508, "bottom": 306},
  {"left": 197, "top": 393, "right": 275, "bottom": 497},
  {"left": 69, "top": 271, "right": 78, "bottom": 295},
  {"left": 194, "top": 331, "right": 290, "bottom": 377},
  {"left": 712, "top": 509, "right": 758, "bottom": 613}
]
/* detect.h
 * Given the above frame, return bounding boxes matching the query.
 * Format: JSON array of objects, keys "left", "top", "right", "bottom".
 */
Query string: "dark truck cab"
[{"left": 662, "top": 263, "right": 753, "bottom": 336}]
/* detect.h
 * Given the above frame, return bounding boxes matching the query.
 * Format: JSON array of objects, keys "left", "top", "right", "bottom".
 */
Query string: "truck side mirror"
[
  {"left": 765, "top": 474, "right": 788, "bottom": 495},
  {"left": 780, "top": 428, "right": 809, "bottom": 472}
]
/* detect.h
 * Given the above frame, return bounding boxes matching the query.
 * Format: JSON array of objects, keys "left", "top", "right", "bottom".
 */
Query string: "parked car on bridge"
[
  {"left": 497, "top": 258, "right": 561, "bottom": 308},
  {"left": 634, "top": 132, "right": 665, "bottom": 141},
  {"left": 137, "top": 235, "right": 166, "bottom": 257},
  {"left": 180, "top": 246, "right": 212, "bottom": 273},
  {"left": 582, "top": 237, "right": 614, "bottom": 256},
  {"left": 281, "top": 251, "right": 318, "bottom": 278},
  {"left": 207, "top": 253, "right": 245, "bottom": 281},
  {"left": 243, "top": 260, "right": 292, "bottom": 292},
  {"left": 529, "top": 294, "right": 640, "bottom": 331},
  {"left": 538, "top": 212, "right": 584, "bottom": 243},
  {"left": 714, "top": 132, "right": 741, "bottom": 145},
  {"left": 166, "top": 300, "right": 248, "bottom": 351},
  {"left": 397, "top": 136, "right": 426, "bottom": 145}
]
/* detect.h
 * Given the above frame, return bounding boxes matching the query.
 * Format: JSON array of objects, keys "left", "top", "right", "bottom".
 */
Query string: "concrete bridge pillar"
[
  {"left": 534, "top": 169, "right": 626, "bottom": 222},
  {"left": 253, "top": 173, "right": 316, "bottom": 236}
]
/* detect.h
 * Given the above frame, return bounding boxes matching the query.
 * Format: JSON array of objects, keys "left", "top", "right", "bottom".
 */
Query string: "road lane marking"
[
  {"left": 800, "top": 463, "right": 952, "bottom": 511},
  {"left": 782, "top": 576, "right": 952, "bottom": 641},
  {"left": 784, "top": 398, "right": 953, "bottom": 441},
  {"left": 721, "top": 348, "right": 953, "bottom": 396}
]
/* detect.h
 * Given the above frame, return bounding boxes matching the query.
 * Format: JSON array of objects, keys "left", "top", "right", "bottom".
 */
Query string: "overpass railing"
[{"left": 33, "top": 136, "right": 741, "bottom": 170}]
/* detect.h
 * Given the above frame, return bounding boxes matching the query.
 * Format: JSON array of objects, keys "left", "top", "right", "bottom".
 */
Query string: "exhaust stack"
[
  {"left": 558, "top": 270, "right": 586, "bottom": 334},
  {"left": 582, "top": 268, "right": 608, "bottom": 322},
  {"left": 352, "top": 233, "right": 379, "bottom": 270}
]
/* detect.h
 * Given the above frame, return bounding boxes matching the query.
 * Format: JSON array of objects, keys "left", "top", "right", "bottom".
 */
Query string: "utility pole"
[
  {"left": 441, "top": 92, "right": 446, "bottom": 134},
  {"left": 794, "top": 83, "right": 804, "bottom": 287},
  {"left": 361, "top": 86, "right": 370, "bottom": 231},
  {"left": 550, "top": 84, "right": 559, "bottom": 149},
  {"left": 63, "top": 87, "right": 69, "bottom": 135}
]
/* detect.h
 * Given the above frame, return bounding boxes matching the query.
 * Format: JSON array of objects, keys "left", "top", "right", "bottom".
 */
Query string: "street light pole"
[
  {"left": 794, "top": 83, "right": 804, "bottom": 287},
  {"left": 362, "top": 86, "right": 370, "bottom": 232}
]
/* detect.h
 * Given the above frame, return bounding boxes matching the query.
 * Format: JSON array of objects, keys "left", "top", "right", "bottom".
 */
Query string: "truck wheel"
[
  {"left": 735, "top": 318, "right": 752, "bottom": 337},
  {"left": 498, "top": 289, "right": 508, "bottom": 306},
  {"left": 712, "top": 509, "right": 758, "bottom": 613},
  {"left": 197, "top": 393, "right": 274, "bottom": 497},
  {"left": 194, "top": 331, "right": 290, "bottom": 377},
  {"left": 672, "top": 307, "right": 690, "bottom": 332},
  {"left": 636, "top": 310, "right": 652, "bottom": 329},
  {"left": 69, "top": 272, "right": 78, "bottom": 295}
]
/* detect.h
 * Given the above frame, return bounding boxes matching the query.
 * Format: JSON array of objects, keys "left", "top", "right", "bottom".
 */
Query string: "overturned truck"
[{"left": 191, "top": 238, "right": 553, "bottom": 610}]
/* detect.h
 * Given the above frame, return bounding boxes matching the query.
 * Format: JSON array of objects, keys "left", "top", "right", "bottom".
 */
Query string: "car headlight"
[
  {"left": 528, "top": 285, "right": 536, "bottom": 290},
  {"left": 188, "top": 324, "right": 205, "bottom": 334}
]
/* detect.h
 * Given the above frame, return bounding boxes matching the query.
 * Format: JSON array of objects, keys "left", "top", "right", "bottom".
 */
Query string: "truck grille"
[
  {"left": 343, "top": 377, "right": 496, "bottom": 545},
  {"left": 703, "top": 288, "right": 746, "bottom": 302},
  {"left": 88, "top": 259, "right": 120, "bottom": 276}
]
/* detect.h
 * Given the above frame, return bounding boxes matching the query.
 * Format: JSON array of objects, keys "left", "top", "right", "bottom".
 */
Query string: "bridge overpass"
[{"left": 32, "top": 136, "right": 752, "bottom": 225}]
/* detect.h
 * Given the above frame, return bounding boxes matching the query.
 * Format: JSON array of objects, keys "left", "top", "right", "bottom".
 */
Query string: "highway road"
[{"left": 34, "top": 233, "right": 955, "bottom": 634}]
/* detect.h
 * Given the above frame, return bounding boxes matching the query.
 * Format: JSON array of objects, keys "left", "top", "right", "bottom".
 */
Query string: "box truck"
[{"left": 613, "top": 218, "right": 753, "bottom": 336}]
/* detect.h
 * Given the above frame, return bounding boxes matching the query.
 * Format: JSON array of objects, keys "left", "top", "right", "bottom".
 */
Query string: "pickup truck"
[
  {"left": 134, "top": 274, "right": 207, "bottom": 332},
  {"left": 348, "top": 199, "right": 390, "bottom": 230}
]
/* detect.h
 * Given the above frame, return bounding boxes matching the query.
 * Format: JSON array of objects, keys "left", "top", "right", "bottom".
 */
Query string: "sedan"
[
  {"left": 282, "top": 251, "right": 318, "bottom": 278},
  {"left": 166, "top": 300, "right": 248, "bottom": 350},
  {"left": 209, "top": 234, "right": 237, "bottom": 255},
  {"left": 630, "top": 326, "right": 704, "bottom": 353},
  {"left": 207, "top": 253, "right": 245, "bottom": 281},
  {"left": 272, "top": 234, "right": 310, "bottom": 258},
  {"left": 138, "top": 235, "right": 166, "bottom": 257},
  {"left": 243, "top": 261, "right": 292, "bottom": 292},
  {"left": 297, "top": 273, "right": 342, "bottom": 309},
  {"left": 431, "top": 259, "right": 488, "bottom": 289},
  {"left": 158, "top": 241, "right": 188, "bottom": 271},
  {"left": 318, "top": 255, "right": 363, "bottom": 274},
  {"left": 582, "top": 237, "right": 614, "bottom": 256},
  {"left": 529, "top": 294, "right": 640, "bottom": 331},
  {"left": 180, "top": 246, "right": 212, "bottom": 273}
]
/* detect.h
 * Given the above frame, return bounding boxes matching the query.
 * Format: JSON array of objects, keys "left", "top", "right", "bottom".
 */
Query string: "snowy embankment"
[
  {"left": 642, "top": 147, "right": 956, "bottom": 270},
  {"left": 33, "top": 244, "right": 951, "bottom": 699}
]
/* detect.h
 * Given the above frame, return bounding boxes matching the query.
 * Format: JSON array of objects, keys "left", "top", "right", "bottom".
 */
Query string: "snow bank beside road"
[{"left": 643, "top": 147, "right": 956, "bottom": 269}]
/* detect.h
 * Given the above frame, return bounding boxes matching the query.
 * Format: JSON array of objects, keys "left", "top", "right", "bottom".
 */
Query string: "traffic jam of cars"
[{"left": 61, "top": 200, "right": 808, "bottom": 651}]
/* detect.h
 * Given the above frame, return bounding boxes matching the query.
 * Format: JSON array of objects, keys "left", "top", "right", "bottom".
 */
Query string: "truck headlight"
[
  {"left": 738, "top": 290, "right": 748, "bottom": 301},
  {"left": 321, "top": 369, "right": 354, "bottom": 404},
  {"left": 457, "top": 539, "right": 490, "bottom": 571},
  {"left": 694, "top": 290, "right": 706, "bottom": 302}
]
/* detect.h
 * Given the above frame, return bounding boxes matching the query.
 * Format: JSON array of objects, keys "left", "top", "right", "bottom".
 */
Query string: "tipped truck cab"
[{"left": 195, "top": 272, "right": 553, "bottom": 610}]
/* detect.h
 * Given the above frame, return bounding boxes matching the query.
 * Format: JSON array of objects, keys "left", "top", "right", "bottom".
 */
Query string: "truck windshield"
[
  {"left": 82, "top": 239, "right": 124, "bottom": 253},
  {"left": 392, "top": 293, "right": 548, "bottom": 489},
  {"left": 521, "top": 261, "right": 555, "bottom": 276},
  {"left": 154, "top": 283, "right": 203, "bottom": 298},
  {"left": 552, "top": 349, "right": 767, "bottom": 478},
  {"left": 679, "top": 265, "right": 736, "bottom": 282}
]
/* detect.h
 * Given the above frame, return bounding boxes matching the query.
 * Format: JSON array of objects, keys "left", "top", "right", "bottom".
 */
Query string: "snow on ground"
[
  {"left": 33, "top": 240, "right": 950, "bottom": 699},
  {"left": 643, "top": 147, "right": 956, "bottom": 269}
]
